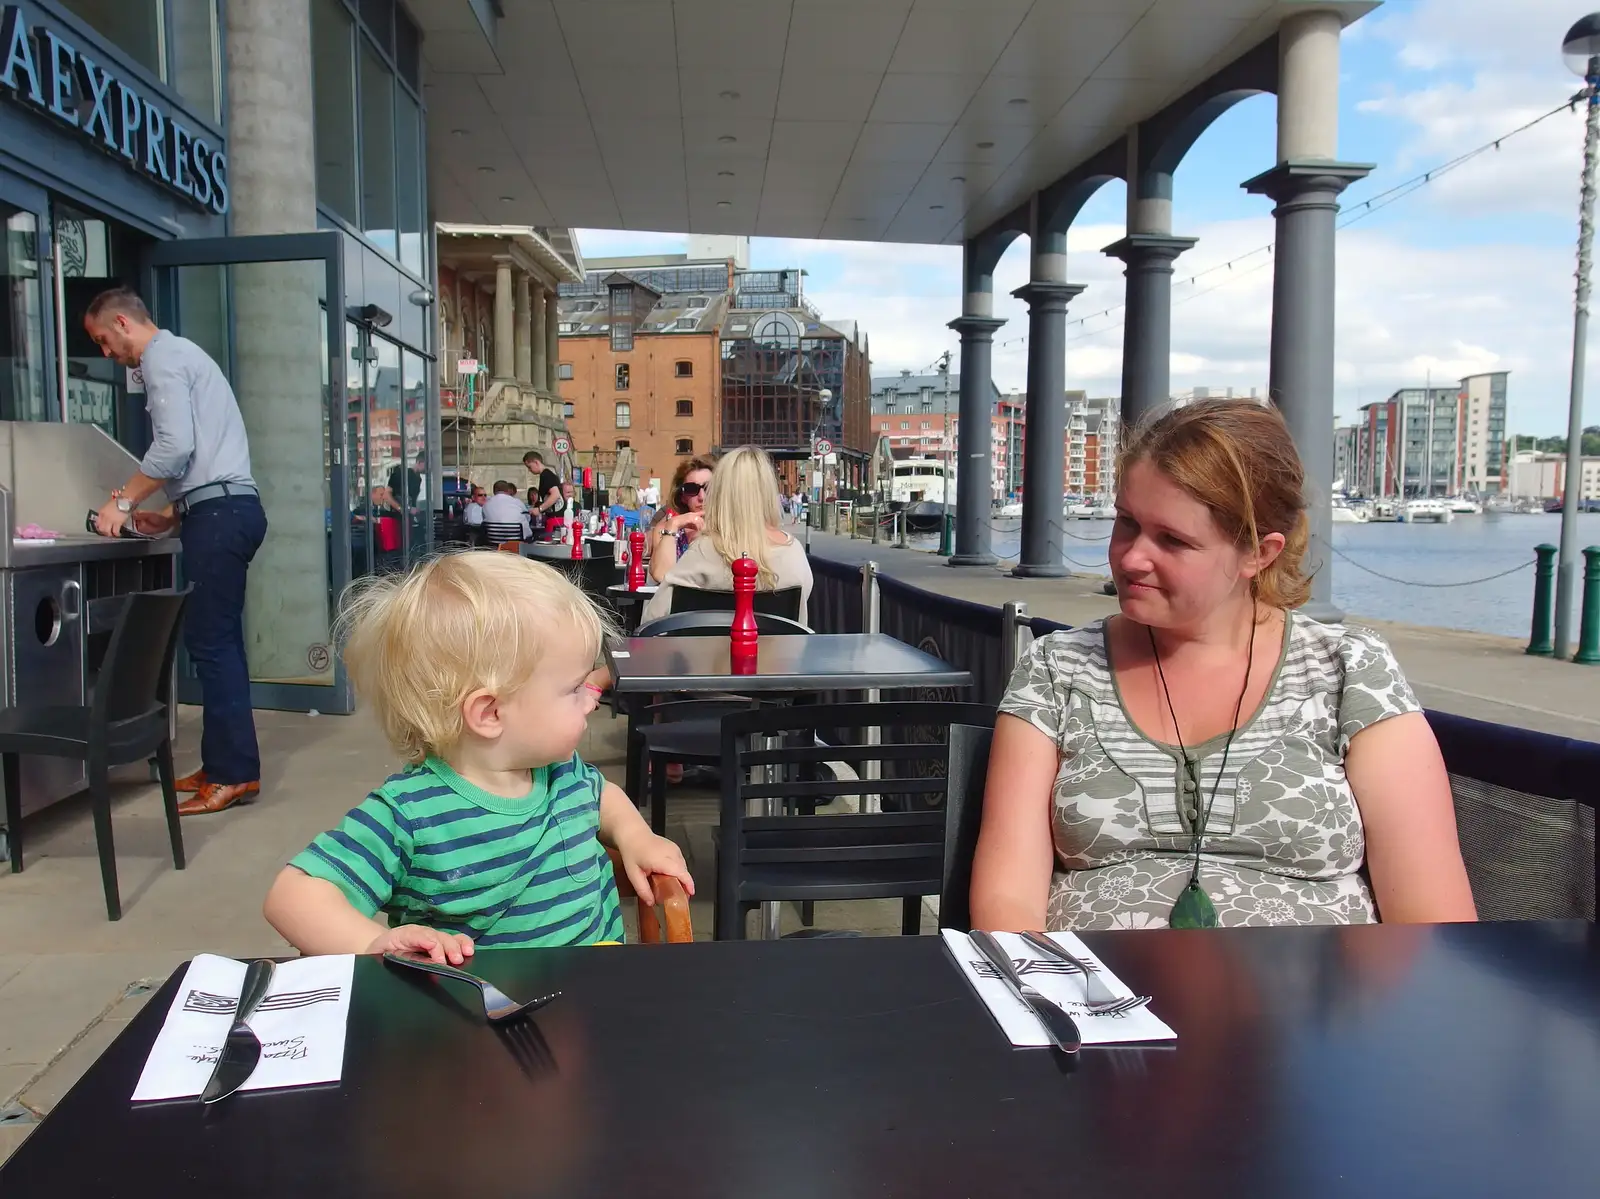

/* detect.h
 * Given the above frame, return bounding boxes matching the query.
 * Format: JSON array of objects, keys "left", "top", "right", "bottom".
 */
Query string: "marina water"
[{"left": 908, "top": 511, "right": 1600, "bottom": 639}]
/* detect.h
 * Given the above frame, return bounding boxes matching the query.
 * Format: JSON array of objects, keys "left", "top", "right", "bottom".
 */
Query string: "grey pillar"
[
  {"left": 494, "top": 261, "right": 516, "bottom": 379},
  {"left": 545, "top": 289, "right": 560, "bottom": 393},
  {"left": 1103, "top": 233, "right": 1196, "bottom": 431},
  {"left": 946, "top": 316, "right": 1006, "bottom": 565},
  {"left": 1011, "top": 281, "right": 1085, "bottom": 578},
  {"left": 1244, "top": 161, "right": 1371, "bottom": 621},
  {"left": 514, "top": 273, "right": 532, "bottom": 384}
]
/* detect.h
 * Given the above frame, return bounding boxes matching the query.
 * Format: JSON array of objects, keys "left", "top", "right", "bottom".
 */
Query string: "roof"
[{"left": 434, "top": 223, "right": 584, "bottom": 283}]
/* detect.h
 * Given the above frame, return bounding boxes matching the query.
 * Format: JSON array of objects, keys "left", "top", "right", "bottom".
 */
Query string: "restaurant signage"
[{"left": 0, "top": 4, "right": 228, "bottom": 215}]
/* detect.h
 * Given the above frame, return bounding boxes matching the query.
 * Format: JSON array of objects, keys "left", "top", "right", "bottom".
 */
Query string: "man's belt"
[{"left": 176, "top": 482, "right": 259, "bottom": 515}]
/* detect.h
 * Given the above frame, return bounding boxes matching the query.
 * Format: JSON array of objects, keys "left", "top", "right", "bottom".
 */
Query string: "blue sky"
[{"left": 579, "top": 1, "right": 1594, "bottom": 435}]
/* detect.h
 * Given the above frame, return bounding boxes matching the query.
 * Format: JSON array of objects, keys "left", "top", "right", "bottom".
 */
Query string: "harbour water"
[{"left": 907, "top": 511, "right": 1600, "bottom": 639}]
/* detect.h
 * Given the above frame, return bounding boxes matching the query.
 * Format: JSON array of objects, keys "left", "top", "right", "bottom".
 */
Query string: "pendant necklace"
[{"left": 1149, "top": 605, "right": 1257, "bottom": 930}]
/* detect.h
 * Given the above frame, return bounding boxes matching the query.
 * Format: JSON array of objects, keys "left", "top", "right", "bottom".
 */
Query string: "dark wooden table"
[
  {"left": 606, "top": 631, "right": 973, "bottom": 693},
  {"left": 3, "top": 923, "right": 1596, "bottom": 1197}
]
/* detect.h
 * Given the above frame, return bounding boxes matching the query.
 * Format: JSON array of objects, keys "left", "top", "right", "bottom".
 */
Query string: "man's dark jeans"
[{"left": 180, "top": 495, "right": 268, "bottom": 784}]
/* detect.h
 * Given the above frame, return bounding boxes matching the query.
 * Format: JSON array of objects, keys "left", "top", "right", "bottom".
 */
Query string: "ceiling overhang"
[{"left": 419, "top": 0, "right": 1378, "bottom": 247}]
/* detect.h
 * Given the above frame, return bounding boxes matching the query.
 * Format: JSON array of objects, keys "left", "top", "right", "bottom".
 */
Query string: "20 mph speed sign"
[
  {"left": 553, "top": 436, "right": 571, "bottom": 454},
  {"left": 813, "top": 439, "right": 833, "bottom": 456}
]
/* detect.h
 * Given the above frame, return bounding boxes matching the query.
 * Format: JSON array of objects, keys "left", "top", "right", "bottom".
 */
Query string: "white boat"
[
  {"left": 1066, "top": 494, "right": 1117, "bottom": 519},
  {"left": 1447, "top": 496, "right": 1483, "bottom": 514},
  {"left": 995, "top": 501, "right": 1023, "bottom": 517},
  {"left": 1368, "top": 500, "right": 1401, "bottom": 522},
  {"left": 1401, "top": 498, "right": 1454, "bottom": 524},
  {"left": 889, "top": 458, "right": 956, "bottom": 531},
  {"left": 1331, "top": 498, "right": 1368, "bottom": 524}
]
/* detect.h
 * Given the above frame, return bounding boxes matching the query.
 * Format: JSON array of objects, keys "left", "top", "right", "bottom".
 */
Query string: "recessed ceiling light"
[
  {"left": 717, "top": 170, "right": 736, "bottom": 177},
  {"left": 719, "top": 90, "right": 741, "bottom": 101},
  {"left": 929, "top": 204, "right": 944, "bottom": 210},
  {"left": 451, "top": 128, "right": 470, "bottom": 138},
  {"left": 499, "top": 195, "right": 515, "bottom": 203},
  {"left": 717, "top": 134, "right": 737, "bottom": 144},
  {"left": 950, "top": 175, "right": 966, "bottom": 183},
  {"left": 1007, "top": 97, "right": 1029, "bottom": 106},
  {"left": 977, "top": 141, "right": 995, "bottom": 149},
  {"left": 477, "top": 165, "right": 495, "bottom": 173},
  {"left": 717, "top": 200, "right": 732, "bottom": 208}
]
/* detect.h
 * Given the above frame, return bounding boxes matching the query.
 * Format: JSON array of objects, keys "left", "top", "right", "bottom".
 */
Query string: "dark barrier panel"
[
  {"left": 806, "top": 554, "right": 863, "bottom": 635},
  {"left": 878, "top": 573, "right": 1007, "bottom": 706}
]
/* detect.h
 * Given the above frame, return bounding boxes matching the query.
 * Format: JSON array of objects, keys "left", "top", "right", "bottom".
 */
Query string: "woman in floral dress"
[{"left": 970, "top": 400, "right": 1478, "bottom": 930}]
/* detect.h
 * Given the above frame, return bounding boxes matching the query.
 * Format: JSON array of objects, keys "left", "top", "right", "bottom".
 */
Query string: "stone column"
[
  {"left": 1011, "top": 280, "right": 1085, "bottom": 578},
  {"left": 223, "top": 0, "right": 330, "bottom": 683},
  {"left": 493, "top": 261, "right": 516, "bottom": 379},
  {"left": 514, "top": 272, "right": 532, "bottom": 384},
  {"left": 531, "top": 278, "right": 548, "bottom": 391},
  {"left": 1104, "top": 233, "right": 1195, "bottom": 431},
  {"left": 1243, "top": 9, "right": 1371, "bottom": 622},
  {"left": 947, "top": 315, "right": 1005, "bottom": 566},
  {"left": 545, "top": 289, "right": 560, "bottom": 394}
]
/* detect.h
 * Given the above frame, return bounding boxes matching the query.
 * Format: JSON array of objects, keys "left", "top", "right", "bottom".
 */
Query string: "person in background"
[
  {"left": 462, "top": 485, "right": 487, "bottom": 527},
  {"left": 84, "top": 286, "right": 266, "bottom": 816},
  {"left": 648, "top": 454, "right": 715, "bottom": 583},
  {"left": 606, "top": 484, "right": 650, "bottom": 531},
  {"left": 263, "top": 552, "right": 693, "bottom": 956},
  {"left": 969, "top": 399, "right": 1477, "bottom": 933},
  {"left": 480, "top": 480, "right": 532, "bottom": 541},
  {"left": 642, "top": 446, "right": 813, "bottom": 625},
  {"left": 524, "top": 451, "right": 565, "bottom": 529}
]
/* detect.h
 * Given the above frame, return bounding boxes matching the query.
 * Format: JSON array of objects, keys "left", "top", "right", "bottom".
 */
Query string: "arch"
[
  {"left": 1037, "top": 137, "right": 1127, "bottom": 241},
  {"left": 1138, "top": 34, "right": 1278, "bottom": 192}
]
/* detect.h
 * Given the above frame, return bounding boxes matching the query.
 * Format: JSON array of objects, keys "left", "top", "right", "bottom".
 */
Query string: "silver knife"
[
  {"left": 969, "top": 930, "right": 1081, "bottom": 1055},
  {"left": 200, "top": 958, "right": 276, "bottom": 1104}
]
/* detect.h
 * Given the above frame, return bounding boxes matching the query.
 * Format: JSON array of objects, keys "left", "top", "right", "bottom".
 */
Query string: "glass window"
[
  {"left": 312, "top": 0, "right": 359, "bottom": 221},
  {"left": 615, "top": 363, "right": 630, "bottom": 390},
  {"left": 563, "top": 401, "right": 575, "bottom": 417},
  {"left": 394, "top": 88, "right": 424, "bottom": 275},
  {"left": 675, "top": 438, "right": 693, "bottom": 455},
  {"left": 171, "top": 0, "right": 220, "bottom": 121},
  {"left": 615, "top": 439, "right": 630, "bottom": 450},
  {"left": 402, "top": 349, "right": 430, "bottom": 563},
  {"left": 676, "top": 399, "right": 693, "bottom": 417},
  {"left": 675, "top": 360, "right": 693, "bottom": 378},
  {"left": 558, "top": 362, "right": 574, "bottom": 380},
  {"left": 0, "top": 206, "right": 49, "bottom": 423},
  {"left": 58, "top": 1, "right": 161, "bottom": 78},
  {"left": 360, "top": 0, "right": 393, "bottom": 55},
  {"left": 394, "top": 6, "right": 421, "bottom": 89},
  {"left": 615, "top": 402, "right": 631, "bottom": 428},
  {"left": 359, "top": 42, "right": 396, "bottom": 255}
]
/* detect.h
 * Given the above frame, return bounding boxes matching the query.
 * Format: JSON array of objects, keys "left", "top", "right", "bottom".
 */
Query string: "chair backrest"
[
  {"left": 92, "top": 588, "right": 192, "bottom": 727},
  {"left": 716, "top": 701, "right": 997, "bottom": 937},
  {"left": 549, "top": 555, "right": 625, "bottom": 598},
  {"left": 670, "top": 585, "right": 803, "bottom": 620},
  {"left": 636, "top": 610, "right": 811, "bottom": 638},
  {"left": 939, "top": 721, "right": 994, "bottom": 932},
  {"left": 484, "top": 521, "right": 524, "bottom": 544}
]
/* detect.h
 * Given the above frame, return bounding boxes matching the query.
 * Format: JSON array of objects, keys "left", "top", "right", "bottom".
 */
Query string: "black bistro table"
[
  {"left": 2, "top": 922, "right": 1595, "bottom": 1198},
  {"left": 605, "top": 631, "right": 972, "bottom": 694}
]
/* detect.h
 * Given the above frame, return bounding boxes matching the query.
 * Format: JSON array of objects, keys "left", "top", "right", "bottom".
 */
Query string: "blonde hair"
[
  {"left": 703, "top": 445, "right": 785, "bottom": 589},
  {"left": 612, "top": 484, "right": 639, "bottom": 509},
  {"left": 337, "top": 551, "right": 614, "bottom": 764},
  {"left": 1117, "top": 398, "right": 1311, "bottom": 611}
]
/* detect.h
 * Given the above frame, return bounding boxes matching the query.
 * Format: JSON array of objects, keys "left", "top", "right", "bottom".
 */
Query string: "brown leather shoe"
[
  {"left": 177, "top": 781, "right": 260, "bottom": 815},
  {"left": 174, "top": 770, "right": 207, "bottom": 793}
]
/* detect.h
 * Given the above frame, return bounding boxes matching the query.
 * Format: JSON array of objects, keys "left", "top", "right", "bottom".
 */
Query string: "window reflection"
[
  {"left": 312, "top": 0, "right": 359, "bottom": 222},
  {"left": 57, "top": 0, "right": 162, "bottom": 79},
  {"left": 170, "top": 0, "right": 220, "bottom": 121},
  {"left": 0, "top": 207, "right": 48, "bottom": 424},
  {"left": 395, "top": 89, "right": 424, "bottom": 275},
  {"left": 359, "top": 42, "right": 397, "bottom": 257}
]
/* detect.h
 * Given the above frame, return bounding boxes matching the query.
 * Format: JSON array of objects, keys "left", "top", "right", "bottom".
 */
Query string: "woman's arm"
[
  {"left": 1345, "top": 711, "right": 1477, "bottom": 923},
  {"left": 968, "top": 713, "right": 1060, "bottom": 932},
  {"left": 648, "top": 518, "right": 681, "bottom": 583}
]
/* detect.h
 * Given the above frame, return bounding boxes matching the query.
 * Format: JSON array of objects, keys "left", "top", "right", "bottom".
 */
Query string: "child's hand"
[
  {"left": 616, "top": 828, "right": 696, "bottom": 905},
  {"left": 367, "top": 924, "right": 475, "bottom": 965}
]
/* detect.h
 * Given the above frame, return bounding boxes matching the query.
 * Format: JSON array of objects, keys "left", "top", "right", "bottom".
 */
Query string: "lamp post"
[
  {"left": 1557, "top": 15, "right": 1600, "bottom": 659},
  {"left": 804, "top": 387, "right": 832, "bottom": 549}
]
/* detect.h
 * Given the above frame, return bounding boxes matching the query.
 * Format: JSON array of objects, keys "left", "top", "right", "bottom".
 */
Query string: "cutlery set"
[{"left": 969, "top": 930, "right": 1153, "bottom": 1057}]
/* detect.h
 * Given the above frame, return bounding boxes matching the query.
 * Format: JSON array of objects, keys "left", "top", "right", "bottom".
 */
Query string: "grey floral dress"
[{"left": 997, "top": 613, "right": 1420, "bottom": 929}]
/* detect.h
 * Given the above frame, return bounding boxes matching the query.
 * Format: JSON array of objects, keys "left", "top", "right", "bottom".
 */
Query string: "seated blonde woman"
[
  {"left": 641, "top": 445, "right": 812, "bottom": 625},
  {"left": 970, "top": 399, "right": 1477, "bottom": 932}
]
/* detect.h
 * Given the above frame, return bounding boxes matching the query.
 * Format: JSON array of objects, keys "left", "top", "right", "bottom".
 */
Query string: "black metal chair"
[
  {"left": 483, "top": 520, "right": 526, "bottom": 545},
  {"left": 713, "top": 701, "right": 995, "bottom": 940},
  {"left": 670, "top": 585, "right": 803, "bottom": 621},
  {"left": 0, "top": 588, "right": 191, "bottom": 920},
  {"left": 548, "top": 555, "right": 625, "bottom": 600},
  {"left": 624, "top": 611, "right": 811, "bottom": 836},
  {"left": 937, "top": 721, "right": 994, "bottom": 933}
]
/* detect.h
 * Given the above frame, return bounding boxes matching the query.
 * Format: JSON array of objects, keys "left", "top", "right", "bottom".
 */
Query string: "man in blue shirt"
[{"left": 86, "top": 287, "right": 267, "bottom": 815}]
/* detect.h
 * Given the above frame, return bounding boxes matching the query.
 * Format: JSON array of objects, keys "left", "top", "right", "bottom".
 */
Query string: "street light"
[
  {"left": 1555, "top": 14, "right": 1600, "bottom": 658},
  {"left": 804, "top": 387, "right": 833, "bottom": 548}
]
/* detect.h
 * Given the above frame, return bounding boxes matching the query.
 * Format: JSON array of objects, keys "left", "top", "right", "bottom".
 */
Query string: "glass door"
[
  {"left": 143, "top": 231, "right": 353, "bottom": 714},
  {"left": 0, "top": 174, "right": 53, "bottom": 426}
]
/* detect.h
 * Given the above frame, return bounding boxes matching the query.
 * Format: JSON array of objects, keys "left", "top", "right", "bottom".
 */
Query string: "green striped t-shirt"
[{"left": 290, "top": 754, "right": 624, "bottom": 948}]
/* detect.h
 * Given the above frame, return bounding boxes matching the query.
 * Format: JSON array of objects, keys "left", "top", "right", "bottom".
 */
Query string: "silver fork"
[
  {"left": 1020, "top": 931, "right": 1151, "bottom": 1016},
  {"left": 383, "top": 952, "right": 562, "bottom": 1023}
]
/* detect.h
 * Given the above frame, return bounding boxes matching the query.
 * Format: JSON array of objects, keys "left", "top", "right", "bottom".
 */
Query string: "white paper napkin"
[
  {"left": 132, "top": 953, "right": 356, "bottom": 1102},
  {"left": 941, "top": 929, "right": 1177, "bottom": 1048}
]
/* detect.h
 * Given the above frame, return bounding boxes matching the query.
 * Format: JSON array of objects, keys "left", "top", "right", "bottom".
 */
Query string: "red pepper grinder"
[
  {"left": 570, "top": 517, "right": 583, "bottom": 560},
  {"left": 730, "top": 554, "right": 758, "bottom": 672},
  {"left": 627, "top": 528, "right": 647, "bottom": 591}
]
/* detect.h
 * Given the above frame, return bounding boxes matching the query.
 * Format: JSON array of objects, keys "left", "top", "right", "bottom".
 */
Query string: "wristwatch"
[{"left": 112, "top": 491, "right": 133, "bottom": 514}]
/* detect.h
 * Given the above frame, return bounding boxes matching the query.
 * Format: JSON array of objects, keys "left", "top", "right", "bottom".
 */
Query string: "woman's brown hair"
[
  {"left": 1117, "top": 398, "right": 1311, "bottom": 610},
  {"left": 668, "top": 453, "right": 718, "bottom": 512}
]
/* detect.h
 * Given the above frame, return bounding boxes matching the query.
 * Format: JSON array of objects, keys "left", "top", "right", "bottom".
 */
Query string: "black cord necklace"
[{"left": 1148, "top": 605, "right": 1257, "bottom": 930}]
